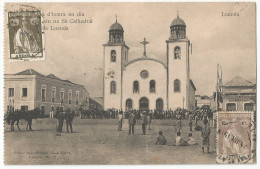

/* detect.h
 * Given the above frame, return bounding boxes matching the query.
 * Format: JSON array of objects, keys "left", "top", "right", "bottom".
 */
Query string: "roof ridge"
[
  {"left": 46, "top": 73, "right": 61, "bottom": 80},
  {"left": 224, "top": 76, "right": 253, "bottom": 86},
  {"left": 236, "top": 76, "right": 253, "bottom": 84},
  {"left": 125, "top": 57, "right": 167, "bottom": 68},
  {"left": 15, "top": 69, "right": 44, "bottom": 76}
]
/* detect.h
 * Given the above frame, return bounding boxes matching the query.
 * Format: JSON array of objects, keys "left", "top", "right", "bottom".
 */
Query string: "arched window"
[
  {"left": 150, "top": 80, "right": 156, "bottom": 93},
  {"left": 110, "top": 81, "right": 116, "bottom": 94},
  {"left": 126, "top": 99, "right": 133, "bottom": 111},
  {"left": 133, "top": 81, "right": 139, "bottom": 93},
  {"left": 174, "top": 46, "right": 181, "bottom": 59},
  {"left": 174, "top": 79, "right": 181, "bottom": 92},
  {"left": 111, "top": 50, "right": 116, "bottom": 62}
]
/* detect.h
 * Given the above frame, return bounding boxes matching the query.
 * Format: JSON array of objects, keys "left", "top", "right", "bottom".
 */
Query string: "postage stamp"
[
  {"left": 7, "top": 10, "right": 45, "bottom": 61},
  {"left": 216, "top": 111, "right": 255, "bottom": 164}
]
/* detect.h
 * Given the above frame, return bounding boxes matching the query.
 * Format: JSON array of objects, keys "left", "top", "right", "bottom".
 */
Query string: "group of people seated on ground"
[
  {"left": 155, "top": 131, "right": 198, "bottom": 146},
  {"left": 154, "top": 119, "right": 211, "bottom": 153}
]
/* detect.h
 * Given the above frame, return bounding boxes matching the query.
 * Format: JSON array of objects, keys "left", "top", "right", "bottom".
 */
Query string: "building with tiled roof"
[
  {"left": 222, "top": 76, "right": 256, "bottom": 111},
  {"left": 4, "top": 69, "right": 89, "bottom": 115}
]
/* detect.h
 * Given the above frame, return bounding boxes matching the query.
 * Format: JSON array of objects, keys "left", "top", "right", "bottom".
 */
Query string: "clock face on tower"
[{"left": 140, "top": 70, "right": 149, "bottom": 79}]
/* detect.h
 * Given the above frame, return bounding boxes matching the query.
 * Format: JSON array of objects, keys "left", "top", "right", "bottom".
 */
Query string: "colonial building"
[
  {"left": 195, "top": 95, "right": 213, "bottom": 108},
  {"left": 222, "top": 76, "right": 256, "bottom": 111},
  {"left": 103, "top": 15, "right": 196, "bottom": 111},
  {"left": 4, "top": 69, "right": 89, "bottom": 115}
]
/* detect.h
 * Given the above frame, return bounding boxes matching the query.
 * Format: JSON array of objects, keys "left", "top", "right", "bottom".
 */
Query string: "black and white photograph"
[{"left": 0, "top": 1, "right": 257, "bottom": 165}]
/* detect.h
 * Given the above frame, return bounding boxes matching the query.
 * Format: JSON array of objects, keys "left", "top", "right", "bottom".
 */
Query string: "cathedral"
[{"left": 103, "top": 14, "right": 196, "bottom": 111}]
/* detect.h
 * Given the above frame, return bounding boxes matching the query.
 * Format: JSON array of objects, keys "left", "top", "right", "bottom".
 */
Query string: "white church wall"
[
  {"left": 122, "top": 59, "right": 167, "bottom": 111},
  {"left": 167, "top": 41, "right": 189, "bottom": 110},
  {"left": 103, "top": 45, "right": 122, "bottom": 110}
]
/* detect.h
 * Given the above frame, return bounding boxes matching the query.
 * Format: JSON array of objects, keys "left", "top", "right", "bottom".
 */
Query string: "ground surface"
[{"left": 4, "top": 118, "right": 216, "bottom": 164}]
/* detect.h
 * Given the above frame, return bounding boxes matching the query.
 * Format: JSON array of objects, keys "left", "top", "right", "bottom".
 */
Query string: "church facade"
[{"left": 103, "top": 15, "right": 196, "bottom": 111}]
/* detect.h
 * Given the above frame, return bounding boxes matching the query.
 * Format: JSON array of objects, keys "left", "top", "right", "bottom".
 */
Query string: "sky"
[{"left": 4, "top": 2, "right": 256, "bottom": 97}]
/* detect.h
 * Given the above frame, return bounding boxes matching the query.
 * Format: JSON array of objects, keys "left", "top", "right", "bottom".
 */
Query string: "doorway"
[{"left": 139, "top": 97, "right": 149, "bottom": 112}]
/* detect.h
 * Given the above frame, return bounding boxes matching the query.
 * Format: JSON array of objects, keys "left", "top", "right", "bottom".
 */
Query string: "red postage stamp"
[{"left": 216, "top": 111, "right": 255, "bottom": 164}]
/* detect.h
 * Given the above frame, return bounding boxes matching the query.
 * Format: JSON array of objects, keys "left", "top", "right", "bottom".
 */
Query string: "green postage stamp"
[{"left": 8, "top": 10, "right": 45, "bottom": 61}]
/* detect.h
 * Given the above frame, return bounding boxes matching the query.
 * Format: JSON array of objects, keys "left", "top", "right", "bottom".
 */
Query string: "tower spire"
[
  {"left": 115, "top": 14, "right": 118, "bottom": 23},
  {"left": 177, "top": 10, "right": 179, "bottom": 18}
]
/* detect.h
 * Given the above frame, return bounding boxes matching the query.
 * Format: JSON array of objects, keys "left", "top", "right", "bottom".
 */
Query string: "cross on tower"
[
  {"left": 115, "top": 14, "right": 117, "bottom": 22},
  {"left": 140, "top": 38, "right": 149, "bottom": 57}
]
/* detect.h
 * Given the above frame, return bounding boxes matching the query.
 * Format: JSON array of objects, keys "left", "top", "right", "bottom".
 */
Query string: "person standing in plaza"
[
  {"left": 189, "top": 114, "right": 193, "bottom": 131},
  {"left": 195, "top": 112, "right": 199, "bottom": 126},
  {"left": 57, "top": 108, "right": 65, "bottom": 133},
  {"left": 147, "top": 110, "right": 152, "bottom": 130},
  {"left": 201, "top": 119, "right": 211, "bottom": 153},
  {"left": 141, "top": 112, "right": 148, "bottom": 135},
  {"left": 118, "top": 110, "right": 123, "bottom": 131},
  {"left": 175, "top": 112, "right": 182, "bottom": 133},
  {"left": 128, "top": 112, "right": 136, "bottom": 135},
  {"left": 65, "top": 109, "right": 74, "bottom": 133},
  {"left": 175, "top": 117, "right": 181, "bottom": 133},
  {"left": 54, "top": 107, "right": 60, "bottom": 130},
  {"left": 50, "top": 109, "right": 54, "bottom": 118},
  {"left": 208, "top": 110, "right": 213, "bottom": 127}
]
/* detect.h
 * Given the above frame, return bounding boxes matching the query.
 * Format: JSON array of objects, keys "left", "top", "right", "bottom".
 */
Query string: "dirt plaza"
[{"left": 4, "top": 118, "right": 216, "bottom": 164}]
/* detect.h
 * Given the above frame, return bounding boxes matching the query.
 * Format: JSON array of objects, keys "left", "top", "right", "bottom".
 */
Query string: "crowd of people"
[
  {"left": 117, "top": 107, "right": 213, "bottom": 154},
  {"left": 77, "top": 107, "right": 215, "bottom": 122},
  {"left": 6, "top": 105, "right": 214, "bottom": 154}
]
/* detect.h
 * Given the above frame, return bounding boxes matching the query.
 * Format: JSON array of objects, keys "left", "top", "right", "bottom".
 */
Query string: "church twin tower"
[{"left": 103, "top": 15, "right": 196, "bottom": 111}]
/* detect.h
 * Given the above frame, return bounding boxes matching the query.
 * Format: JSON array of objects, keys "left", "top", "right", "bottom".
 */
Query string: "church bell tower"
[
  {"left": 166, "top": 14, "right": 191, "bottom": 110},
  {"left": 103, "top": 18, "right": 129, "bottom": 110}
]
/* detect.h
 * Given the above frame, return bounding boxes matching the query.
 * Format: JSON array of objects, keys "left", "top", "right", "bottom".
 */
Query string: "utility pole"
[
  {"left": 182, "top": 96, "right": 185, "bottom": 110},
  {"left": 216, "top": 64, "right": 223, "bottom": 111}
]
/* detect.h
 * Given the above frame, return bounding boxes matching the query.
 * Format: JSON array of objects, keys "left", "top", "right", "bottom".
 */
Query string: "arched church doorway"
[
  {"left": 156, "top": 98, "right": 163, "bottom": 111},
  {"left": 139, "top": 97, "right": 149, "bottom": 112},
  {"left": 126, "top": 99, "right": 133, "bottom": 111}
]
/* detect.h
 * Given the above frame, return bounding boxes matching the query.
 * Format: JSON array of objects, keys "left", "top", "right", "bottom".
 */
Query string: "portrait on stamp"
[
  {"left": 216, "top": 112, "right": 254, "bottom": 164},
  {"left": 8, "top": 11, "right": 44, "bottom": 61}
]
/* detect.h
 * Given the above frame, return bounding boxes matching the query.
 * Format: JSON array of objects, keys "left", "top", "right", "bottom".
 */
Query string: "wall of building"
[
  {"left": 4, "top": 75, "right": 36, "bottom": 112},
  {"left": 103, "top": 45, "right": 123, "bottom": 110},
  {"left": 4, "top": 74, "right": 89, "bottom": 115},
  {"left": 222, "top": 95, "right": 255, "bottom": 111},
  {"left": 167, "top": 40, "right": 190, "bottom": 110},
  {"left": 122, "top": 59, "right": 167, "bottom": 111},
  {"left": 34, "top": 76, "right": 88, "bottom": 115},
  {"left": 222, "top": 86, "right": 256, "bottom": 111}
]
